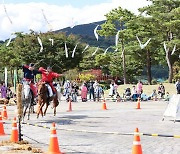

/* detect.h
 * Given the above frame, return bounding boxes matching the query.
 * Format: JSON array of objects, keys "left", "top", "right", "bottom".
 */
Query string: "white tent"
[{"left": 163, "top": 94, "right": 180, "bottom": 122}]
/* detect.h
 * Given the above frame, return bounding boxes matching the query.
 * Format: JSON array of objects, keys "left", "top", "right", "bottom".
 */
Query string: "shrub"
[
  {"left": 152, "top": 79, "right": 157, "bottom": 85},
  {"left": 64, "top": 69, "right": 79, "bottom": 80},
  {"left": 78, "top": 74, "right": 95, "bottom": 82}
]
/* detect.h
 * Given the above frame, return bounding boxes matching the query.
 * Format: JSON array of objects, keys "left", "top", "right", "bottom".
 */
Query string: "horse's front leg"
[
  {"left": 27, "top": 98, "right": 32, "bottom": 120},
  {"left": 37, "top": 101, "right": 44, "bottom": 118},
  {"left": 23, "top": 100, "right": 28, "bottom": 120},
  {"left": 54, "top": 106, "right": 56, "bottom": 116},
  {"left": 43, "top": 101, "right": 49, "bottom": 116}
]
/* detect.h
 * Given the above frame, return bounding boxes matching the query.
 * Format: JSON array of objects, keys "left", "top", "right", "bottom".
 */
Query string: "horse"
[
  {"left": 37, "top": 82, "right": 59, "bottom": 118},
  {"left": 22, "top": 81, "right": 35, "bottom": 120}
]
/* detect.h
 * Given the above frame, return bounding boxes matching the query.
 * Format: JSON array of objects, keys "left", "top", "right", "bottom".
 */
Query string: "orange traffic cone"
[
  {"left": 136, "top": 98, "right": 141, "bottom": 109},
  {"left": 102, "top": 100, "right": 107, "bottom": 110},
  {"left": 48, "top": 122, "right": 62, "bottom": 154},
  {"left": 10, "top": 117, "right": 18, "bottom": 142},
  {"left": 67, "top": 100, "right": 72, "bottom": 112},
  {"left": 0, "top": 112, "right": 6, "bottom": 136},
  {"left": 2, "top": 105, "right": 8, "bottom": 120},
  {"left": 132, "top": 128, "right": 142, "bottom": 154}
]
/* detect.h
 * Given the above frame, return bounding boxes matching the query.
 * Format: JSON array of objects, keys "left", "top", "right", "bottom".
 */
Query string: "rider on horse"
[
  {"left": 22, "top": 63, "right": 41, "bottom": 102},
  {"left": 38, "top": 66, "right": 62, "bottom": 101}
]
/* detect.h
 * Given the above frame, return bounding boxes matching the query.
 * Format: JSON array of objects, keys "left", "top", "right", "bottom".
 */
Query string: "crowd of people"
[
  {"left": 119, "top": 81, "right": 173, "bottom": 102},
  {"left": 62, "top": 80, "right": 104, "bottom": 102},
  {"left": 0, "top": 63, "right": 179, "bottom": 104}
]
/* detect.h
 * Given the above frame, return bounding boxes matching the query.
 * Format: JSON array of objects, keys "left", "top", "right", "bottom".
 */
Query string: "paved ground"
[{"left": 0, "top": 99, "right": 180, "bottom": 154}]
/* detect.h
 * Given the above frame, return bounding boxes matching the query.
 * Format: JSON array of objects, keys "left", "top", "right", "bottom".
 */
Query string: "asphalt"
[{"left": 0, "top": 99, "right": 180, "bottom": 154}]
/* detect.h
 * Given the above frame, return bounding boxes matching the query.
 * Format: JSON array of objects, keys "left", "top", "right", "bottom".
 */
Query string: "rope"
[{"left": 22, "top": 122, "right": 180, "bottom": 138}]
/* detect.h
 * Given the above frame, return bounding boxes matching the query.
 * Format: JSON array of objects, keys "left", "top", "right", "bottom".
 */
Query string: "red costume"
[{"left": 39, "top": 67, "right": 61, "bottom": 93}]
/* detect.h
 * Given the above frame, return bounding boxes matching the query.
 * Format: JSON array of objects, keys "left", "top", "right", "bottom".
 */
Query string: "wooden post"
[{"left": 16, "top": 84, "right": 23, "bottom": 141}]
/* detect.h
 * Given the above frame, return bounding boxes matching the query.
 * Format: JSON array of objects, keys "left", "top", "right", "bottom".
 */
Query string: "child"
[
  {"left": 95, "top": 84, "right": 103, "bottom": 102},
  {"left": 116, "top": 91, "right": 121, "bottom": 102},
  {"left": 71, "top": 86, "right": 77, "bottom": 102},
  {"left": 148, "top": 89, "right": 157, "bottom": 100},
  {"left": 164, "top": 92, "right": 170, "bottom": 101}
]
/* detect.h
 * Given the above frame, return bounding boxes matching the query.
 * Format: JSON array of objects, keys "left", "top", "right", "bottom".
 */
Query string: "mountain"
[{"left": 55, "top": 20, "right": 114, "bottom": 49}]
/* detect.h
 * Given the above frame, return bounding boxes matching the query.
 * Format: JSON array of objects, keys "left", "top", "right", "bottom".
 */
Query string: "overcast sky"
[{"left": 0, "top": 0, "right": 151, "bottom": 40}]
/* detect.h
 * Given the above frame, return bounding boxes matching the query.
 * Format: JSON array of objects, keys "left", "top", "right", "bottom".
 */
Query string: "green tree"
[
  {"left": 99, "top": 7, "right": 136, "bottom": 84},
  {"left": 139, "top": 0, "right": 180, "bottom": 83},
  {"left": 4, "top": 31, "right": 85, "bottom": 73}
]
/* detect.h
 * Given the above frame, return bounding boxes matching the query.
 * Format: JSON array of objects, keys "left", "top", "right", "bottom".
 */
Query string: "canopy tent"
[{"left": 163, "top": 94, "right": 180, "bottom": 122}]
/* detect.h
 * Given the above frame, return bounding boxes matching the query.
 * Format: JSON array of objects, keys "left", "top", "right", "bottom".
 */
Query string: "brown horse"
[{"left": 37, "top": 82, "right": 59, "bottom": 118}]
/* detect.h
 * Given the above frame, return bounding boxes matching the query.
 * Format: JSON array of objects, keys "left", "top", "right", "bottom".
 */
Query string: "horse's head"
[
  {"left": 23, "top": 82, "right": 31, "bottom": 99},
  {"left": 37, "top": 82, "right": 47, "bottom": 96}
]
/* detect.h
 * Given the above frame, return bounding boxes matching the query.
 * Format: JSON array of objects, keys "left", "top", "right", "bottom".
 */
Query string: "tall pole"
[
  {"left": 4, "top": 67, "right": 8, "bottom": 87},
  {"left": 122, "top": 39, "right": 127, "bottom": 84},
  {"left": 13, "top": 69, "right": 17, "bottom": 92},
  {"left": 120, "top": 20, "right": 127, "bottom": 84}
]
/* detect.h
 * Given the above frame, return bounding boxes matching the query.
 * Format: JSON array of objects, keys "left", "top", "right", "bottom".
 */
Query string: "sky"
[{"left": 0, "top": 0, "right": 151, "bottom": 40}]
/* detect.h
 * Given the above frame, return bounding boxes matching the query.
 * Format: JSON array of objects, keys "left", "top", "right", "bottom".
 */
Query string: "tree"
[
  {"left": 79, "top": 47, "right": 104, "bottom": 71},
  {"left": 95, "top": 54, "right": 111, "bottom": 74},
  {"left": 139, "top": 0, "right": 180, "bottom": 83},
  {"left": 4, "top": 31, "right": 85, "bottom": 73},
  {"left": 99, "top": 7, "right": 136, "bottom": 84}
]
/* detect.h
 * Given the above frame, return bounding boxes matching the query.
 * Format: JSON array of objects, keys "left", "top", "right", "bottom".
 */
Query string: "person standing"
[
  {"left": 175, "top": 79, "right": 180, "bottom": 94},
  {"left": 55, "top": 82, "right": 61, "bottom": 102},
  {"left": 71, "top": 82, "right": 78, "bottom": 102},
  {"left": 137, "top": 81, "right": 143, "bottom": 97},
  {"left": 63, "top": 80, "right": 71, "bottom": 102},
  {"left": 88, "top": 80, "right": 95, "bottom": 101},
  {"left": 0, "top": 82, "right": 8, "bottom": 98},
  {"left": 94, "top": 84, "right": 103, "bottom": 102},
  {"left": 81, "top": 83, "right": 88, "bottom": 102},
  {"left": 109, "top": 81, "right": 115, "bottom": 97}
]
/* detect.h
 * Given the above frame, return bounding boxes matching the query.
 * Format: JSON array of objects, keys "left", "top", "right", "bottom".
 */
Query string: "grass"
[{"left": 105, "top": 83, "right": 176, "bottom": 97}]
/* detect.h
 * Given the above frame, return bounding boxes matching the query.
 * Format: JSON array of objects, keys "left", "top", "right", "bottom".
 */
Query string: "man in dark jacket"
[{"left": 22, "top": 63, "right": 41, "bottom": 99}]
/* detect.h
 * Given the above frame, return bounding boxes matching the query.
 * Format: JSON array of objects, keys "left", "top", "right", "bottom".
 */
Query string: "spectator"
[
  {"left": 0, "top": 82, "right": 8, "bottom": 98},
  {"left": 54, "top": 82, "right": 61, "bottom": 102},
  {"left": 114, "top": 82, "right": 118, "bottom": 94},
  {"left": 94, "top": 84, "right": 103, "bottom": 102},
  {"left": 63, "top": 80, "right": 71, "bottom": 102},
  {"left": 158, "top": 83, "right": 165, "bottom": 98},
  {"left": 137, "top": 81, "right": 143, "bottom": 95},
  {"left": 164, "top": 92, "right": 170, "bottom": 101},
  {"left": 148, "top": 89, "right": 157, "bottom": 100},
  {"left": 93, "top": 80, "right": 98, "bottom": 90},
  {"left": 123, "top": 88, "right": 131, "bottom": 101},
  {"left": 88, "top": 80, "right": 95, "bottom": 101},
  {"left": 71, "top": 82, "right": 78, "bottom": 102},
  {"left": 115, "top": 91, "right": 121, "bottom": 102},
  {"left": 141, "top": 93, "right": 148, "bottom": 101},
  {"left": 81, "top": 83, "right": 88, "bottom": 102},
  {"left": 131, "top": 86, "right": 138, "bottom": 101},
  {"left": 109, "top": 80, "right": 115, "bottom": 97},
  {"left": 6, "top": 86, "right": 13, "bottom": 100},
  {"left": 175, "top": 79, "right": 180, "bottom": 94}
]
